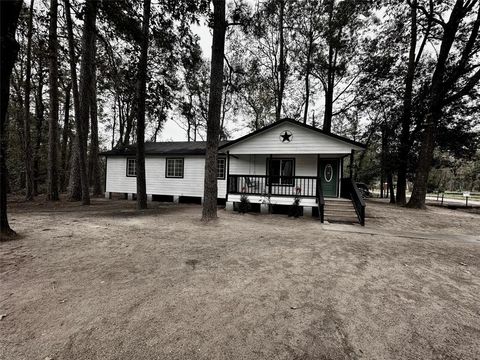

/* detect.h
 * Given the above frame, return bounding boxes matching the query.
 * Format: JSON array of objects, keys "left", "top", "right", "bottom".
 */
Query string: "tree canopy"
[{"left": 1, "top": 0, "right": 480, "bottom": 236}]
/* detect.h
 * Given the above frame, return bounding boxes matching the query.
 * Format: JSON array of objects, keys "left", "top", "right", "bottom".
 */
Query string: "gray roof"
[
  {"left": 100, "top": 141, "right": 229, "bottom": 156},
  {"left": 101, "top": 119, "right": 366, "bottom": 157}
]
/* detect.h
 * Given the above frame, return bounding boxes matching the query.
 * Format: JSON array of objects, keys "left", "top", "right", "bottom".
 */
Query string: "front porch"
[
  {"left": 226, "top": 174, "right": 321, "bottom": 216},
  {"left": 225, "top": 174, "right": 365, "bottom": 225},
  {"left": 218, "top": 118, "right": 366, "bottom": 224}
]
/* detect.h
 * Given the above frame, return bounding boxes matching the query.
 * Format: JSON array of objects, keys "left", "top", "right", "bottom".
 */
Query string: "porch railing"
[
  {"left": 341, "top": 178, "right": 366, "bottom": 226},
  {"left": 227, "top": 175, "right": 318, "bottom": 198}
]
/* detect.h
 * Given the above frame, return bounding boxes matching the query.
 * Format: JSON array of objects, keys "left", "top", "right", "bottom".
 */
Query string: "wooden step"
[
  {"left": 325, "top": 211, "right": 357, "bottom": 218},
  {"left": 325, "top": 208, "right": 355, "bottom": 213},
  {"left": 321, "top": 198, "right": 360, "bottom": 224},
  {"left": 325, "top": 204, "right": 354, "bottom": 209},
  {"left": 326, "top": 218, "right": 358, "bottom": 222},
  {"left": 324, "top": 200, "right": 351, "bottom": 204}
]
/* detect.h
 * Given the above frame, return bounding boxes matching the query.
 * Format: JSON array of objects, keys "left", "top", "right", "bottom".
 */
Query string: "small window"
[
  {"left": 166, "top": 158, "right": 184, "bottom": 178},
  {"left": 126, "top": 158, "right": 136, "bottom": 177},
  {"left": 217, "top": 158, "right": 226, "bottom": 179}
]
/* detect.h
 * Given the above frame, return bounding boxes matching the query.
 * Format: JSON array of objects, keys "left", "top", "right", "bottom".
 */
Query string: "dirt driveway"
[{"left": 1, "top": 198, "right": 479, "bottom": 360}]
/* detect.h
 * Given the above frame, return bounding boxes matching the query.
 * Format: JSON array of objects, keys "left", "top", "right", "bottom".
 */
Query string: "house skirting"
[{"left": 227, "top": 194, "right": 317, "bottom": 207}]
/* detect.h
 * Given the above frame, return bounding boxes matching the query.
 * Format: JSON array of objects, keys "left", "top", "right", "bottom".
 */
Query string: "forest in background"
[{"left": 1, "top": 0, "right": 480, "bottom": 235}]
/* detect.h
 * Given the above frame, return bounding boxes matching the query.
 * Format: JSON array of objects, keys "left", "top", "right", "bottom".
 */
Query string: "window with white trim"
[
  {"left": 126, "top": 158, "right": 136, "bottom": 177},
  {"left": 166, "top": 158, "right": 184, "bottom": 178},
  {"left": 217, "top": 158, "right": 226, "bottom": 179}
]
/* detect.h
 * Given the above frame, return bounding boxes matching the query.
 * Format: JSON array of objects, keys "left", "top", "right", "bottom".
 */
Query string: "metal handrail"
[
  {"left": 341, "top": 178, "right": 365, "bottom": 226},
  {"left": 316, "top": 178, "right": 325, "bottom": 223}
]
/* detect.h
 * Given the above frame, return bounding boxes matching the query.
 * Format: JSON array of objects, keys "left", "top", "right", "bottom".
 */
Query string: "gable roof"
[
  {"left": 219, "top": 118, "right": 366, "bottom": 150},
  {"left": 100, "top": 119, "right": 365, "bottom": 157},
  {"left": 100, "top": 141, "right": 228, "bottom": 156}
]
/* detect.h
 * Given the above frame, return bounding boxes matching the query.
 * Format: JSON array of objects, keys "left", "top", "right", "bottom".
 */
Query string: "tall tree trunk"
[
  {"left": 380, "top": 124, "right": 387, "bottom": 198},
  {"left": 202, "top": 0, "right": 226, "bottom": 221},
  {"left": 323, "top": 3, "right": 335, "bottom": 133},
  {"left": 303, "top": 26, "right": 313, "bottom": 124},
  {"left": 187, "top": 107, "right": 192, "bottom": 141},
  {"left": 387, "top": 172, "right": 395, "bottom": 204},
  {"left": 1, "top": 0, "right": 22, "bottom": 238},
  {"left": 89, "top": 41, "right": 101, "bottom": 196},
  {"left": 34, "top": 53, "right": 45, "bottom": 196},
  {"left": 407, "top": 0, "right": 468, "bottom": 209},
  {"left": 220, "top": 89, "right": 228, "bottom": 139},
  {"left": 135, "top": 0, "right": 151, "bottom": 210},
  {"left": 276, "top": 0, "right": 285, "bottom": 122},
  {"left": 152, "top": 105, "right": 163, "bottom": 142},
  {"left": 396, "top": 1, "right": 417, "bottom": 205},
  {"left": 117, "top": 97, "right": 124, "bottom": 146},
  {"left": 303, "top": 60, "right": 311, "bottom": 124},
  {"left": 24, "top": 0, "right": 35, "bottom": 200},
  {"left": 323, "top": 45, "right": 335, "bottom": 133},
  {"left": 47, "top": 0, "right": 60, "bottom": 201},
  {"left": 323, "top": 81, "right": 333, "bottom": 132},
  {"left": 60, "top": 83, "right": 71, "bottom": 191},
  {"left": 123, "top": 110, "right": 134, "bottom": 146},
  {"left": 65, "top": 0, "right": 82, "bottom": 200},
  {"left": 76, "top": 0, "right": 98, "bottom": 206},
  {"left": 407, "top": 113, "right": 437, "bottom": 208},
  {"left": 68, "top": 138, "right": 81, "bottom": 199},
  {"left": 111, "top": 97, "right": 116, "bottom": 149}
]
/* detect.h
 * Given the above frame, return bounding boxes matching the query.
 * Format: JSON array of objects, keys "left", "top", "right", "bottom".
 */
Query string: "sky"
[
  {"left": 157, "top": 23, "right": 213, "bottom": 142},
  {"left": 155, "top": 4, "right": 254, "bottom": 143}
]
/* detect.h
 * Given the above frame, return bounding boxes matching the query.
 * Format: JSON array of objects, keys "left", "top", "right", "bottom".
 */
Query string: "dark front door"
[{"left": 318, "top": 159, "right": 338, "bottom": 197}]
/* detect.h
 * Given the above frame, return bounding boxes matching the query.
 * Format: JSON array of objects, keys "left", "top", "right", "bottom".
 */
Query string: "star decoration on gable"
[{"left": 279, "top": 130, "right": 293, "bottom": 142}]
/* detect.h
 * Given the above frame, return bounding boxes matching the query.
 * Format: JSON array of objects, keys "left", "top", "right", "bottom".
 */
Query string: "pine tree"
[
  {"left": 1, "top": 0, "right": 23, "bottom": 238},
  {"left": 202, "top": 0, "right": 226, "bottom": 221},
  {"left": 135, "top": 0, "right": 151, "bottom": 210},
  {"left": 47, "top": 0, "right": 60, "bottom": 201}
]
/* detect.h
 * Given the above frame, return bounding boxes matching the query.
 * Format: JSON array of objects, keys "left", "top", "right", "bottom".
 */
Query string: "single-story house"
[{"left": 101, "top": 118, "right": 367, "bottom": 225}]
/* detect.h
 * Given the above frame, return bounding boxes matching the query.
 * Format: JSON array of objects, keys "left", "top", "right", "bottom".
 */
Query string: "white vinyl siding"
[
  {"left": 223, "top": 121, "right": 363, "bottom": 155},
  {"left": 106, "top": 157, "right": 137, "bottom": 193},
  {"left": 105, "top": 156, "right": 227, "bottom": 198},
  {"left": 229, "top": 154, "right": 318, "bottom": 177}
]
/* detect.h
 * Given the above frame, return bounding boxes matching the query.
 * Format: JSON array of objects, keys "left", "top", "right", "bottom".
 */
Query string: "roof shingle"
[{"left": 100, "top": 141, "right": 229, "bottom": 156}]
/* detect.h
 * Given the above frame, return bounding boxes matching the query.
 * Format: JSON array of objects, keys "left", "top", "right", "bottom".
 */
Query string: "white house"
[{"left": 102, "top": 118, "right": 367, "bottom": 224}]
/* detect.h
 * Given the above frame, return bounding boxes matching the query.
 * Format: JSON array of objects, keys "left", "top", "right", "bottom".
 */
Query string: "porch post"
[
  {"left": 349, "top": 149, "right": 354, "bottom": 179},
  {"left": 341, "top": 157, "right": 344, "bottom": 179},
  {"left": 226, "top": 151, "right": 230, "bottom": 199},
  {"left": 316, "top": 154, "right": 320, "bottom": 199},
  {"left": 340, "top": 157, "right": 344, "bottom": 197},
  {"left": 268, "top": 154, "right": 273, "bottom": 196}
]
